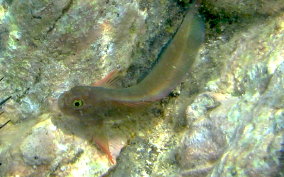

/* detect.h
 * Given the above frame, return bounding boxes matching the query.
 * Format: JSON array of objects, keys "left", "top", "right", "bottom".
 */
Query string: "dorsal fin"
[{"left": 92, "top": 69, "right": 123, "bottom": 88}]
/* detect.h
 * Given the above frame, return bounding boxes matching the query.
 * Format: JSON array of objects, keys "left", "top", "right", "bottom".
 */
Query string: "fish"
[{"left": 58, "top": 4, "right": 205, "bottom": 164}]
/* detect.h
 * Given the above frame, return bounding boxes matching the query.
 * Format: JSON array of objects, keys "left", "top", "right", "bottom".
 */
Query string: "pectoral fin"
[
  {"left": 92, "top": 120, "right": 115, "bottom": 164},
  {"left": 93, "top": 135, "right": 115, "bottom": 164}
]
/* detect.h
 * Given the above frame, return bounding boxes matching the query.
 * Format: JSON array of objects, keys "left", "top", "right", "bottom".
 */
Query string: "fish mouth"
[{"left": 58, "top": 91, "right": 68, "bottom": 111}]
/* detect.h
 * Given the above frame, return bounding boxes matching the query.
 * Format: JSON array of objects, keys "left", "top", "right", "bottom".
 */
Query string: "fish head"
[{"left": 58, "top": 86, "right": 103, "bottom": 119}]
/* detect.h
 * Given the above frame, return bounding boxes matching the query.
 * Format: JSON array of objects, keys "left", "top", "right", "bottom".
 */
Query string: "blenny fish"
[{"left": 58, "top": 4, "right": 204, "bottom": 164}]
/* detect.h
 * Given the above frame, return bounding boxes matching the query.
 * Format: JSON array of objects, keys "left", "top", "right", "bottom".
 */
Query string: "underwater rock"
[
  {"left": 176, "top": 11, "right": 284, "bottom": 177},
  {"left": 10, "top": 0, "right": 71, "bottom": 42},
  {"left": 0, "top": 114, "right": 119, "bottom": 176},
  {"left": 0, "top": 93, "right": 11, "bottom": 129},
  {"left": 0, "top": 0, "right": 283, "bottom": 177},
  {"left": 20, "top": 119, "right": 57, "bottom": 166},
  {"left": 176, "top": 93, "right": 225, "bottom": 176},
  {"left": 203, "top": 0, "right": 284, "bottom": 17}
]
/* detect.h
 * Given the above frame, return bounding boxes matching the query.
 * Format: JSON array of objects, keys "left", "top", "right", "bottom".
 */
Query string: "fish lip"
[{"left": 58, "top": 91, "right": 68, "bottom": 111}]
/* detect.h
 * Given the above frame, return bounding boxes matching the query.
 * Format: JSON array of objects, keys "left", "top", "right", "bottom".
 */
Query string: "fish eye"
[{"left": 72, "top": 99, "right": 84, "bottom": 108}]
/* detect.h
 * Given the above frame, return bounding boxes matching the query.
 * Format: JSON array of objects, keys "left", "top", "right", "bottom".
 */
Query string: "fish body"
[
  {"left": 58, "top": 9, "right": 205, "bottom": 120},
  {"left": 58, "top": 5, "right": 204, "bottom": 164}
]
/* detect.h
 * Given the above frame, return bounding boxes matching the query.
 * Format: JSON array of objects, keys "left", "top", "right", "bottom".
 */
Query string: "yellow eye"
[{"left": 72, "top": 99, "right": 84, "bottom": 107}]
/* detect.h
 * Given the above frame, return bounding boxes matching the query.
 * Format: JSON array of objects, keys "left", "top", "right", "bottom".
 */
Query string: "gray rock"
[{"left": 20, "top": 124, "right": 56, "bottom": 166}]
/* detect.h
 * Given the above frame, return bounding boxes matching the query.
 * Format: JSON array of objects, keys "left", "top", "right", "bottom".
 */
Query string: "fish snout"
[{"left": 57, "top": 92, "right": 68, "bottom": 111}]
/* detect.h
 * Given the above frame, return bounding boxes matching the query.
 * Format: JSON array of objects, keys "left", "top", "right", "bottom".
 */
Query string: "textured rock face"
[
  {"left": 203, "top": 0, "right": 284, "bottom": 17},
  {"left": 0, "top": 0, "right": 283, "bottom": 177}
]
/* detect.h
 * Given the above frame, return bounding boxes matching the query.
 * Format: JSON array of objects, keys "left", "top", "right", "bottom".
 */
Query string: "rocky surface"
[
  {"left": 203, "top": 0, "right": 284, "bottom": 17},
  {"left": 0, "top": 0, "right": 283, "bottom": 177}
]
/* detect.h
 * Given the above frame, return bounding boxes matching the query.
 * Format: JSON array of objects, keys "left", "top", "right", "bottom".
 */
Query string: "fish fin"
[
  {"left": 93, "top": 135, "right": 116, "bottom": 164},
  {"left": 92, "top": 69, "right": 123, "bottom": 88},
  {"left": 92, "top": 120, "right": 116, "bottom": 164}
]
